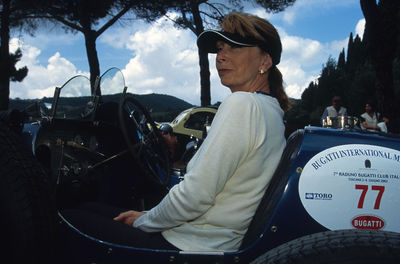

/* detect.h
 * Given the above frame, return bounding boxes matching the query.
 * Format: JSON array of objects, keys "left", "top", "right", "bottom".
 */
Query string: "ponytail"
[{"left": 269, "top": 66, "right": 290, "bottom": 112}]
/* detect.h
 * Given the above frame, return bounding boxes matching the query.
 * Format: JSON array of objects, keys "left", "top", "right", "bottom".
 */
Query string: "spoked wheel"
[
  {"left": 118, "top": 95, "right": 171, "bottom": 187},
  {"left": 259, "top": 229, "right": 400, "bottom": 264},
  {"left": 0, "top": 121, "right": 57, "bottom": 263}
]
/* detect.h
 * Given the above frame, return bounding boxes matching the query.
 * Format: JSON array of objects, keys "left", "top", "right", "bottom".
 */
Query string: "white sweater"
[{"left": 134, "top": 91, "right": 286, "bottom": 252}]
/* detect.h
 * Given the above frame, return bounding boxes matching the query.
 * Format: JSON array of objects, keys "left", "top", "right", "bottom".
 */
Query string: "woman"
[
  {"left": 360, "top": 100, "right": 388, "bottom": 132},
  {"left": 65, "top": 12, "right": 289, "bottom": 252}
]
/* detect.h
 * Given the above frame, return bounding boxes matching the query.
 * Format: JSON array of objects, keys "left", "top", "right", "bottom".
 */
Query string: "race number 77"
[{"left": 355, "top": 185, "right": 385, "bottom": 209}]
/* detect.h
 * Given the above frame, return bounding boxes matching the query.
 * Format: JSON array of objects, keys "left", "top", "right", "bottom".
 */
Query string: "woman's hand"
[{"left": 113, "top": 210, "right": 144, "bottom": 226}]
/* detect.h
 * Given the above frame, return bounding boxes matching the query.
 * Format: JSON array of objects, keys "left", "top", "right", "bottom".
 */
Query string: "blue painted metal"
[
  {"left": 55, "top": 126, "right": 400, "bottom": 263},
  {"left": 21, "top": 121, "right": 41, "bottom": 154}
]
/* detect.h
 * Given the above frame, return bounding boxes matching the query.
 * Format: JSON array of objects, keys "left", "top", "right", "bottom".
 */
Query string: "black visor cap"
[
  {"left": 197, "top": 30, "right": 261, "bottom": 53},
  {"left": 197, "top": 30, "right": 281, "bottom": 65}
]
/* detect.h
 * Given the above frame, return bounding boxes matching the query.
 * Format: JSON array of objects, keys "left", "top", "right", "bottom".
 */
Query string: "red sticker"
[{"left": 352, "top": 215, "right": 385, "bottom": 230}]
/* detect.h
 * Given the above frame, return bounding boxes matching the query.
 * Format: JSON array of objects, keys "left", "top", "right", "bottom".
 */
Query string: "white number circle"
[{"left": 298, "top": 144, "right": 400, "bottom": 232}]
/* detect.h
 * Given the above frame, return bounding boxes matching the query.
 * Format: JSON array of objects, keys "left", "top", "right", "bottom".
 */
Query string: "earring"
[{"left": 259, "top": 69, "right": 265, "bottom": 75}]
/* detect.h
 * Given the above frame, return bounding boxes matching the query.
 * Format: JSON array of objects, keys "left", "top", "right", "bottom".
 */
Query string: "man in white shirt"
[{"left": 321, "top": 96, "right": 347, "bottom": 125}]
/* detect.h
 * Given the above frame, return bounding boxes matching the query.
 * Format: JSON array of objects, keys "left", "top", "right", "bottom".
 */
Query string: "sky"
[{"left": 9, "top": 0, "right": 365, "bottom": 106}]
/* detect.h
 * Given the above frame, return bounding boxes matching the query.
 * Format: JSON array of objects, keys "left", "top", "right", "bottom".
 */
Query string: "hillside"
[{"left": 9, "top": 93, "right": 194, "bottom": 122}]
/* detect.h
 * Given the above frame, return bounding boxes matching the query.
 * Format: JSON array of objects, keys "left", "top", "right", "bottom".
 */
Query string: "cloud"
[
  {"left": 100, "top": 26, "right": 136, "bottom": 49},
  {"left": 280, "top": 33, "right": 324, "bottom": 66},
  {"left": 9, "top": 38, "right": 87, "bottom": 99},
  {"left": 355, "top": 18, "right": 365, "bottom": 39},
  {"left": 276, "top": 27, "right": 348, "bottom": 98},
  {"left": 9, "top": 4, "right": 359, "bottom": 105},
  {"left": 121, "top": 14, "right": 203, "bottom": 105},
  {"left": 119, "top": 12, "right": 352, "bottom": 103},
  {"left": 9, "top": 38, "right": 40, "bottom": 65},
  {"left": 330, "top": 38, "right": 349, "bottom": 53},
  {"left": 8, "top": 22, "right": 349, "bottom": 103},
  {"left": 278, "top": 60, "right": 318, "bottom": 99}
]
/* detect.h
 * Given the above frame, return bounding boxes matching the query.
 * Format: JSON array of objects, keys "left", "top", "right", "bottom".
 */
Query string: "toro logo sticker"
[
  {"left": 351, "top": 215, "right": 385, "bottom": 230},
  {"left": 305, "top": 192, "right": 332, "bottom": 200}
]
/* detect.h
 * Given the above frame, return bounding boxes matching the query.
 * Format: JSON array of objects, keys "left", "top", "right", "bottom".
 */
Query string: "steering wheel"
[{"left": 118, "top": 95, "right": 171, "bottom": 187}]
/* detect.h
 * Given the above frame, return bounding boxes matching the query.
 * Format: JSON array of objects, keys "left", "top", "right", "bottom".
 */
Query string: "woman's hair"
[
  {"left": 220, "top": 12, "right": 290, "bottom": 112},
  {"left": 365, "top": 99, "right": 376, "bottom": 112}
]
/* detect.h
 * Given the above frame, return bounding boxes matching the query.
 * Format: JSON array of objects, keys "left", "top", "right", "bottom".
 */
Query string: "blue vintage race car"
[{"left": 1, "top": 68, "right": 400, "bottom": 263}]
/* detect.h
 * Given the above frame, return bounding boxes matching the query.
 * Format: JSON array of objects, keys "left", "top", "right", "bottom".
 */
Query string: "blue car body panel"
[{"left": 57, "top": 126, "right": 400, "bottom": 263}]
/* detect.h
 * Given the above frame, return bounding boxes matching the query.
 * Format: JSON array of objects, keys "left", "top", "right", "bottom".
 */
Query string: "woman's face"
[
  {"left": 215, "top": 41, "right": 269, "bottom": 92},
  {"left": 365, "top": 103, "right": 372, "bottom": 113}
]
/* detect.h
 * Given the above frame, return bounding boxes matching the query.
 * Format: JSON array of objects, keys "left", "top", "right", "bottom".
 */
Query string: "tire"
[
  {"left": 259, "top": 229, "right": 400, "bottom": 264},
  {"left": 0, "top": 121, "right": 57, "bottom": 264}
]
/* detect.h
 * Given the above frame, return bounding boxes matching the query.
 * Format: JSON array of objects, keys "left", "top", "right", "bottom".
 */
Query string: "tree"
[
  {"left": 360, "top": 0, "right": 400, "bottom": 132},
  {"left": 337, "top": 48, "right": 345, "bottom": 70},
  {"left": 159, "top": 0, "right": 296, "bottom": 106},
  {"left": 35, "top": 0, "right": 178, "bottom": 94},
  {"left": 0, "top": 0, "right": 13, "bottom": 110},
  {"left": 287, "top": 1, "right": 400, "bottom": 132},
  {"left": 0, "top": 0, "right": 33, "bottom": 110},
  {"left": 34, "top": 0, "right": 142, "bottom": 94}
]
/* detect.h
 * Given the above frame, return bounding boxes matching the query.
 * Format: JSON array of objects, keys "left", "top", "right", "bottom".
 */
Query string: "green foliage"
[
  {"left": 337, "top": 49, "right": 345, "bottom": 70},
  {"left": 9, "top": 48, "right": 28, "bottom": 82},
  {"left": 345, "top": 62, "right": 376, "bottom": 115},
  {"left": 393, "top": 57, "right": 400, "bottom": 99},
  {"left": 254, "top": 0, "right": 296, "bottom": 13},
  {"left": 286, "top": 19, "right": 400, "bottom": 131},
  {"left": 132, "top": 0, "right": 178, "bottom": 23},
  {"left": 285, "top": 1, "right": 400, "bottom": 133},
  {"left": 0, "top": 0, "right": 39, "bottom": 110}
]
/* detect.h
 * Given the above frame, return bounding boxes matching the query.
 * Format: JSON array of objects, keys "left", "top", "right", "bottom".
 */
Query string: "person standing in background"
[{"left": 321, "top": 95, "right": 347, "bottom": 122}]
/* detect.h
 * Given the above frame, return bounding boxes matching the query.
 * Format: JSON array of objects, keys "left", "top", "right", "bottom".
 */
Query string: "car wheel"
[
  {"left": 0, "top": 121, "right": 57, "bottom": 263},
  {"left": 258, "top": 229, "right": 400, "bottom": 263}
]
